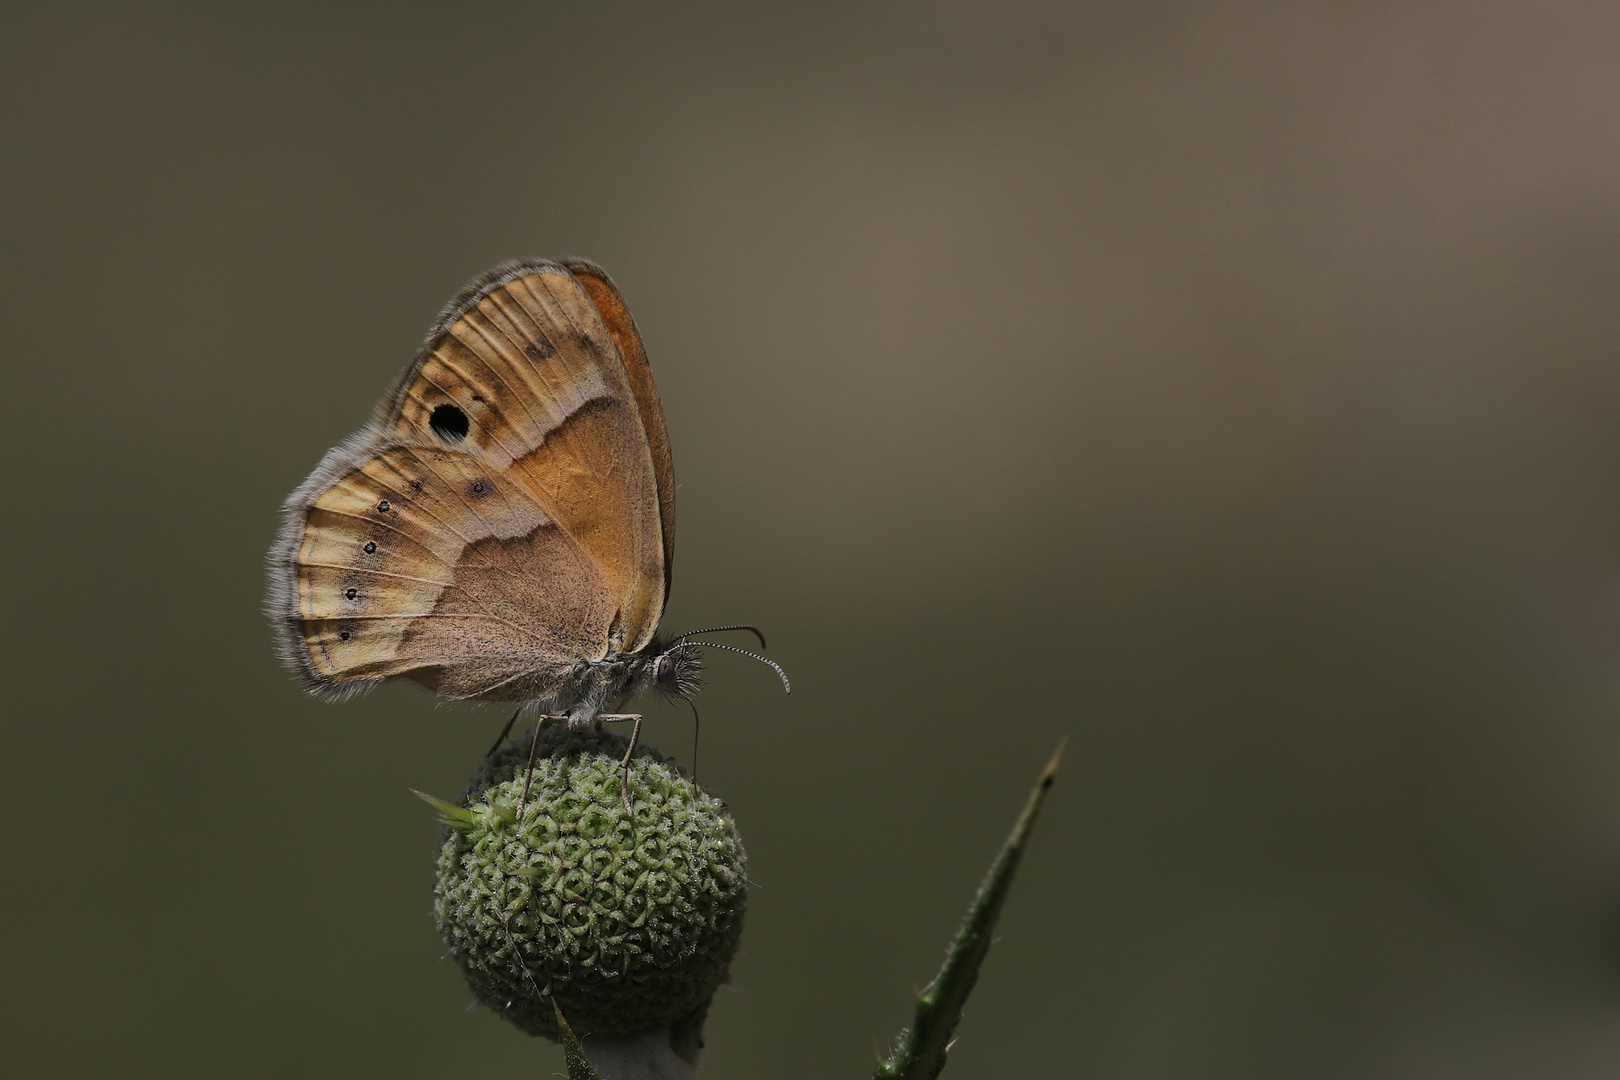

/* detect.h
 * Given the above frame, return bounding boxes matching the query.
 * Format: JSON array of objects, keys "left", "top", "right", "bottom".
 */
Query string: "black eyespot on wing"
[
  {"left": 345, "top": 588, "right": 357, "bottom": 600},
  {"left": 339, "top": 631, "right": 351, "bottom": 640},
  {"left": 363, "top": 541, "right": 376, "bottom": 554},
  {"left": 429, "top": 404, "right": 470, "bottom": 442},
  {"left": 468, "top": 479, "right": 488, "bottom": 498},
  {"left": 377, "top": 500, "right": 390, "bottom": 512}
]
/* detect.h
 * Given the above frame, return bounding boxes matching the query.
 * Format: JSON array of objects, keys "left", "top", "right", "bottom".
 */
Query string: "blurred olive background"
[{"left": 6, "top": 2, "right": 1620, "bottom": 1077}]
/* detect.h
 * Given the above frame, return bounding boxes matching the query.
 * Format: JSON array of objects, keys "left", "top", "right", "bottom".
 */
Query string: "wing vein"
[
  {"left": 457, "top": 292, "right": 559, "bottom": 439},
  {"left": 386, "top": 446, "right": 541, "bottom": 589},
  {"left": 309, "top": 611, "right": 546, "bottom": 638},
  {"left": 510, "top": 274, "right": 591, "bottom": 425},
  {"left": 459, "top": 664, "right": 552, "bottom": 700},
  {"left": 410, "top": 363, "right": 536, "bottom": 472},
  {"left": 365, "top": 462, "right": 549, "bottom": 646},
  {"left": 306, "top": 510, "right": 461, "bottom": 569},
  {"left": 405, "top": 373, "right": 550, "bottom": 542},
  {"left": 298, "top": 562, "right": 451, "bottom": 587}
]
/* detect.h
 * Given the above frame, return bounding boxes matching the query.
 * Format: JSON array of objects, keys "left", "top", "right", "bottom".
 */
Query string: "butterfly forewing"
[{"left": 271, "top": 260, "right": 671, "bottom": 702}]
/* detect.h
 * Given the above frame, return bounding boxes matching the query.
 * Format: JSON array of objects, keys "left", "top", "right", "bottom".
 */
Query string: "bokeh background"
[{"left": 6, "top": 3, "right": 1620, "bottom": 1077}]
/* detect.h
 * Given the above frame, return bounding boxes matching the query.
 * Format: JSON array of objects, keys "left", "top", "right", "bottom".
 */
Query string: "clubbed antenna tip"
[{"left": 685, "top": 640, "right": 792, "bottom": 694}]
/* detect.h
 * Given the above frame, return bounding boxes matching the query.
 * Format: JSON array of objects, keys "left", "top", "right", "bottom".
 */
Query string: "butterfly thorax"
[{"left": 551, "top": 639, "right": 703, "bottom": 726}]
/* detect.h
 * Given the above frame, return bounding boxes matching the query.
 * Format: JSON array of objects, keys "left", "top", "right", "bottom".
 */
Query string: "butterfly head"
[
  {"left": 648, "top": 639, "right": 704, "bottom": 701},
  {"left": 643, "top": 625, "right": 791, "bottom": 704}
]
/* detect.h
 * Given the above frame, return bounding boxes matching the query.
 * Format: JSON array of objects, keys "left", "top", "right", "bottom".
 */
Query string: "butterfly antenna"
[
  {"left": 678, "top": 624, "right": 769, "bottom": 650},
  {"left": 686, "top": 641, "right": 792, "bottom": 694}
]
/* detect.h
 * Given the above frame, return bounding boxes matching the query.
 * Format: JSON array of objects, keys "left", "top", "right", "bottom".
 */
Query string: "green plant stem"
[
  {"left": 874, "top": 739, "right": 1065, "bottom": 1080},
  {"left": 555, "top": 1003, "right": 605, "bottom": 1080}
]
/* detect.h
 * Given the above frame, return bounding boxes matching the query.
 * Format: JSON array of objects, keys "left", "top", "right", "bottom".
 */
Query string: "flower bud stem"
[{"left": 875, "top": 739, "right": 1066, "bottom": 1079}]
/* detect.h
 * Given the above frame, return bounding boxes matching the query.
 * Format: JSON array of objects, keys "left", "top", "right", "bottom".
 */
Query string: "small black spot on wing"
[
  {"left": 429, "top": 404, "right": 470, "bottom": 442},
  {"left": 524, "top": 335, "right": 555, "bottom": 360},
  {"left": 345, "top": 587, "right": 358, "bottom": 600},
  {"left": 467, "top": 478, "right": 489, "bottom": 499},
  {"left": 363, "top": 541, "right": 377, "bottom": 554}
]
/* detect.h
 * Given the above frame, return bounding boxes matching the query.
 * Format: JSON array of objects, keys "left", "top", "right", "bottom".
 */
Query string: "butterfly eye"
[
  {"left": 655, "top": 655, "right": 672, "bottom": 681},
  {"left": 429, "top": 404, "right": 470, "bottom": 442}
]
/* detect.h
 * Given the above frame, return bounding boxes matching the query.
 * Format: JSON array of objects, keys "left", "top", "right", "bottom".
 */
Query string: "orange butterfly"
[{"left": 267, "top": 259, "right": 786, "bottom": 794}]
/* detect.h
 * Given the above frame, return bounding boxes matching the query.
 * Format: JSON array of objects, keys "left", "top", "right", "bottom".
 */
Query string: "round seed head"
[{"left": 432, "top": 724, "right": 747, "bottom": 1040}]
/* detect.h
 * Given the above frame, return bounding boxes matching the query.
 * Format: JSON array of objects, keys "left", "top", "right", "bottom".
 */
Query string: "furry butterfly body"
[{"left": 268, "top": 259, "right": 703, "bottom": 725}]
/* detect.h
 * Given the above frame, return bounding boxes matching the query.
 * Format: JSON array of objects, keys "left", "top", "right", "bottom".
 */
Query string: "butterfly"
[{"left": 267, "top": 259, "right": 787, "bottom": 800}]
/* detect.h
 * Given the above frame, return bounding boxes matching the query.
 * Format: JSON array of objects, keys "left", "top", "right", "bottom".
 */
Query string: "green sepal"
[
  {"left": 874, "top": 739, "right": 1065, "bottom": 1080},
  {"left": 487, "top": 799, "right": 518, "bottom": 827},
  {"left": 408, "top": 789, "right": 476, "bottom": 833}
]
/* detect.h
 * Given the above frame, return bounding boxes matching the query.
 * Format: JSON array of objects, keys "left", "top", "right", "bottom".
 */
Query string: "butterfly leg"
[
  {"left": 686, "top": 699, "right": 701, "bottom": 785},
  {"left": 485, "top": 705, "right": 525, "bottom": 758},
  {"left": 517, "top": 714, "right": 568, "bottom": 817},
  {"left": 597, "top": 714, "right": 644, "bottom": 816}
]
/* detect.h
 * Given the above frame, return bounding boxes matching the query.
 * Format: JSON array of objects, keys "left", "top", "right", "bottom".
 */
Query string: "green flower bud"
[{"left": 429, "top": 724, "right": 747, "bottom": 1041}]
